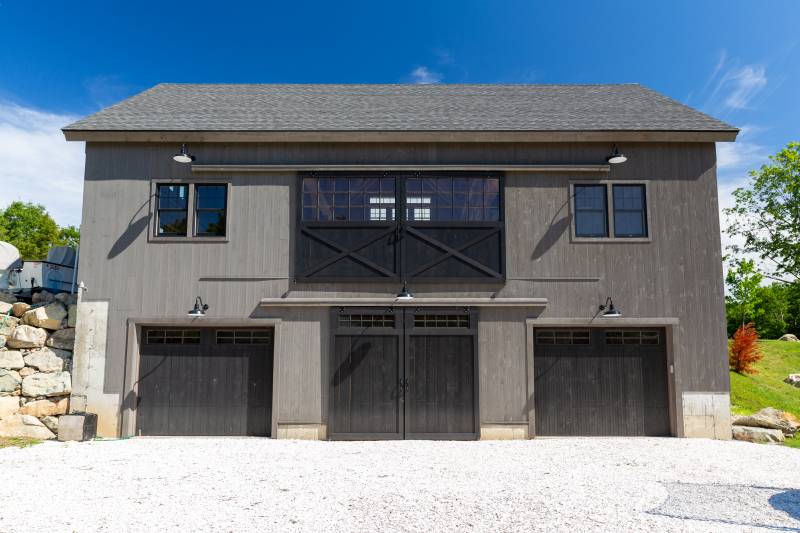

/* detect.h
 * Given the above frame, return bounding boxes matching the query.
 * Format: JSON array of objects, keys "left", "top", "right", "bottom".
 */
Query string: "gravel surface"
[{"left": 1, "top": 437, "right": 798, "bottom": 532}]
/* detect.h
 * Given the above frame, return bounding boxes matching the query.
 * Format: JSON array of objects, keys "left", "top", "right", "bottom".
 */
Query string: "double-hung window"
[
  {"left": 155, "top": 183, "right": 228, "bottom": 238},
  {"left": 156, "top": 185, "right": 189, "bottom": 236},
  {"left": 612, "top": 185, "right": 647, "bottom": 238},
  {"left": 573, "top": 185, "right": 608, "bottom": 237},
  {"left": 572, "top": 182, "right": 649, "bottom": 240},
  {"left": 195, "top": 185, "right": 227, "bottom": 236}
]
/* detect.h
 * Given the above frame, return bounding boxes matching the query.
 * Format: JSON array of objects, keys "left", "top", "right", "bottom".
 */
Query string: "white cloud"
[
  {"left": 0, "top": 101, "right": 85, "bottom": 227},
  {"left": 410, "top": 66, "right": 442, "bottom": 84},
  {"left": 716, "top": 127, "right": 768, "bottom": 171},
  {"left": 719, "top": 65, "right": 767, "bottom": 110}
]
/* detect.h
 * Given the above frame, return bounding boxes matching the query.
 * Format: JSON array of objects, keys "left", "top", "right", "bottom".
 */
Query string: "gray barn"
[{"left": 62, "top": 84, "right": 737, "bottom": 440}]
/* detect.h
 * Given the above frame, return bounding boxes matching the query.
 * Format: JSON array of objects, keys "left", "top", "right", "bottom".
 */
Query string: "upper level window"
[
  {"left": 302, "top": 177, "right": 396, "bottom": 221},
  {"left": 156, "top": 185, "right": 188, "bottom": 236},
  {"left": 195, "top": 185, "right": 227, "bottom": 236},
  {"left": 405, "top": 177, "right": 500, "bottom": 221},
  {"left": 297, "top": 173, "right": 504, "bottom": 282},
  {"left": 573, "top": 184, "right": 608, "bottom": 237},
  {"left": 612, "top": 185, "right": 647, "bottom": 238}
]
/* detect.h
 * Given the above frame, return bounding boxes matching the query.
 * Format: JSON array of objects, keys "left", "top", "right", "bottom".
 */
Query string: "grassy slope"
[
  {"left": 0, "top": 437, "right": 41, "bottom": 449},
  {"left": 729, "top": 339, "right": 800, "bottom": 448}
]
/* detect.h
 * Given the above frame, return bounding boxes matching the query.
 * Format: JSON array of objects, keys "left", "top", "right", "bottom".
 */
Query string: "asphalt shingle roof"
[{"left": 63, "top": 83, "right": 736, "bottom": 133}]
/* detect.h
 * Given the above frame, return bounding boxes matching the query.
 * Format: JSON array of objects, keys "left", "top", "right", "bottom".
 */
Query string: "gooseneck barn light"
[
  {"left": 173, "top": 144, "right": 196, "bottom": 164},
  {"left": 606, "top": 145, "right": 627, "bottom": 164},
  {"left": 396, "top": 285, "right": 414, "bottom": 301},
  {"left": 188, "top": 296, "right": 209, "bottom": 317},
  {"left": 599, "top": 297, "right": 621, "bottom": 318}
]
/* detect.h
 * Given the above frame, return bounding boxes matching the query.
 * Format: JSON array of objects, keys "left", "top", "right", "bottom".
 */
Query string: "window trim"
[
  {"left": 569, "top": 180, "right": 652, "bottom": 243},
  {"left": 149, "top": 179, "right": 231, "bottom": 242}
]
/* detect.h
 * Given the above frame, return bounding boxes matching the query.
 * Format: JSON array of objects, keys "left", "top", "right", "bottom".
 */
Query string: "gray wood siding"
[{"left": 79, "top": 141, "right": 727, "bottom": 428}]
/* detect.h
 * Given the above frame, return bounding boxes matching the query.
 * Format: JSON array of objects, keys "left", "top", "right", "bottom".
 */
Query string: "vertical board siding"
[{"left": 81, "top": 141, "right": 727, "bottom": 428}]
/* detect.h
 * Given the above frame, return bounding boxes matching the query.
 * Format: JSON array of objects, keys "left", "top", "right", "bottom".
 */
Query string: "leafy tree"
[
  {"left": 57, "top": 225, "right": 81, "bottom": 248},
  {"left": 728, "top": 323, "right": 762, "bottom": 374},
  {"left": 0, "top": 202, "right": 79, "bottom": 260},
  {"left": 725, "top": 258, "right": 763, "bottom": 327},
  {"left": 724, "top": 142, "right": 800, "bottom": 282}
]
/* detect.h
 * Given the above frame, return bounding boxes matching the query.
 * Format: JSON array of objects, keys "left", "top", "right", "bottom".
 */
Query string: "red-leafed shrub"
[{"left": 729, "top": 323, "right": 763, "bottom": 374}]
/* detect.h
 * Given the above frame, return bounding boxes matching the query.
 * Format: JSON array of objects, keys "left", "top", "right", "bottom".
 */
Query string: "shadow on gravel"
[
  {"left": 648, "top": 482, "right": 800, "bottom": 531},
  {"left": 771, "top": 490, "right": 800, "bottom": 524}
]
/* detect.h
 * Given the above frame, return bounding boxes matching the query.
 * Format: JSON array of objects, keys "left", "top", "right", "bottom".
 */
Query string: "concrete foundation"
[
  {"left": 70, "top": 296, "right": 119, "bottom": 437},
  {"left": 276, "top": 423, "right": 327, "bottom": 440},
  {"left": 480, "top": 423, "right": 529, "bottom": 440},
  {"left": 682, "top": 392, "right": 732, "bottom": 439}
]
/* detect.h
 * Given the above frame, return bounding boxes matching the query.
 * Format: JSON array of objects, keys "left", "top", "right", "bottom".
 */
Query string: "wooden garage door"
[
  {"left": 329, "top": 308, "right": 478, "bottom": 440},
  {"left": 534, "top": 328, "right": 669, "bottom": 436},
  {"left": 137, "top": 328, "right": 273, "bottom": 436}
]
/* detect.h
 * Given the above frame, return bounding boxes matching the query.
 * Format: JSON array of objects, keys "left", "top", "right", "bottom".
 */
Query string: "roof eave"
[{"left": 61, "top": 128, "right": 739, "bottom": 143}]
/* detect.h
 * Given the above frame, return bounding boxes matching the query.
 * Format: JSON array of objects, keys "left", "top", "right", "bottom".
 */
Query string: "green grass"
[
  {"left": 729, "top": 339, "right": 800, "bottom": 449},
  {"left": 0, "top": 436, "right": 42, "bottom": 449}
]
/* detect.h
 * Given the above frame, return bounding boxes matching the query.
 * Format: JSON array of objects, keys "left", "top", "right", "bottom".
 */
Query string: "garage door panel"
[
  {"left": 535, "top": 328, "right": 669, "bottom": 437},
  {"left": 137, "top": 328, "right": 273, "bottom": 437}
]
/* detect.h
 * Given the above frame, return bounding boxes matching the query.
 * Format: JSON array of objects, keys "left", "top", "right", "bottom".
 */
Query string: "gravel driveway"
[{"left": 1, "top": 437, "right": 798, "bottom": 532}]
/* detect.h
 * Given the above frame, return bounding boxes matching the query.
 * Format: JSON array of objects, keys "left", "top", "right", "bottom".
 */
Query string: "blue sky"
[{"left": 0, "top": 0, "right": 798, "bottom": 229}]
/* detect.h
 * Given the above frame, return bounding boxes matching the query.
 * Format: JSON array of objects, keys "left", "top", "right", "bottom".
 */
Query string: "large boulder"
[
  {"left": 21, "top": 372, "right": 71, "bottom": 397},
  {"left": 11, "top": 302, "right": 30, "bottom": 318},
  {"left": 54, "top": 292, "right": 77, "bottom": 306},
  {"left": 732, "top": 425, "right": 785, "bottom": 443},
  {"left": 0, "top": 315, "right": 19, "bottom": 337},
  {"left": 0, "top": 395, "right": 20, "bottom": 417},
  {"left": 46, "top": 328, "right": 75, "bottom": 351},
  {"left": 779, "top": 333, "right": 799, "bottom": 342},
  {"left": 31, "top": 291, "right": 54, "bottom": 304},
  {"left": 7, "top": 325, "right": 48, "bottom": 349},
  {"left": 0, "top": 350, "right": 24, "bottom": 370},
  {"left": 0, "top": 368, "right": 21, "bottom": 393},
  {"left": 733, "top": 407, "right": 800, "bottom": 436},
  {"left": 22, "top": 302, "right": 67, "bottom": 331},
  {"left": 18, "top": 397, "right": 68, "bottom": 417},
  {"left": 22, "top": 347, "right": 71, "bottom": 373},
  {"left": 0, "top": 292, "right": 16, "bottom": 304},
  {"left": 40, "top": 415, "right": 59, "bottom": 434},
  {"left": 0, "top": 414, "right": 55, "bottom": 439},
  {"left": 785, "top": 374, "right": 800, "bottom": 388}
]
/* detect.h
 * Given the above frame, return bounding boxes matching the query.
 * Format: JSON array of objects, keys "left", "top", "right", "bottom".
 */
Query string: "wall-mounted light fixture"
[
  {"left": 606, "top": 145, "right": 627, "bottom": 164},
  {"left": 173, "top": 144, "right": 196, "bottom": 164},
  {"left": 188, "top": 296, "right": 209, "bottom": 317},
  {"left": 396, "top": 285, "right": 414, "bottom": 301},
  {"left": 599, "top": 297, "right": 621, "bottom": 318}
]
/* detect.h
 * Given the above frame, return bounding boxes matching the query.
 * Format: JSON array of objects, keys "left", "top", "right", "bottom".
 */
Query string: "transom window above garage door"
[
  {"left": 216, "top": 330, "right": 273, "bottom": 345},
  {"left": 605, "top": 330, "right": 660, "bottom": 345},
  {"left": 338, "top": 314, "right": 396, "bottom": 328},
  {"left": 536, "top": 330, "right": 590, "bottom": 345},
  {"left": 413, "top": 314, "right": 470, "bottom": 328},
  {"left": 146, "top": 329, "right": 201, "bottom": 344}
]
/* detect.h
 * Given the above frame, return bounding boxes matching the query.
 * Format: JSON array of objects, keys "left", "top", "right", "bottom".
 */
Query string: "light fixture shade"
[
  {"left": 396, "top": 285, "right": 414, "bottom": 301},
  {"left": 173, "top": 144, "right": 196, "bottom": 164},
  {"left": 188, "top": 296, "right": 208, "bottom": 316},
  {"left": 599, "top": 297, "right": 622, "bottom": 318},
  {"left": 606, "top": 145, "right": 627, "bottom": 164}
]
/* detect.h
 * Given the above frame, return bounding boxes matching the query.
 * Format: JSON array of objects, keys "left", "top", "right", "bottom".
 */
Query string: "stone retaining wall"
[{"left": 0, "top": 291, "right": 76, "bottom": 440}]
